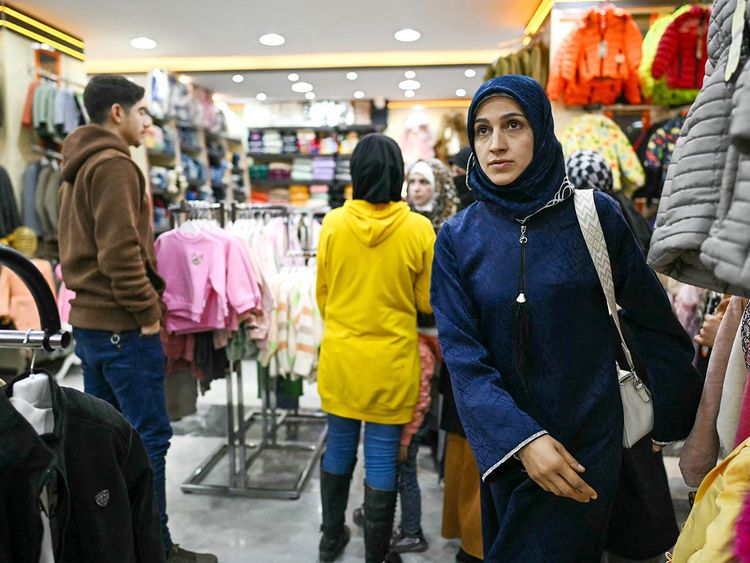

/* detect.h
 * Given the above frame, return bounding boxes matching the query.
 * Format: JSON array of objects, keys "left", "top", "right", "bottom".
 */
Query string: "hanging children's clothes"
[
  {"left": 651, "top": 5, "right": 710, "bottom": 91},
  {"left": 717, "top": 318, "right": 750, "bottom": 456},
  {"left": 560, "top": 114, "right": 645, "bottom": 195},
  {"left": 547, "top": 4, "right": 642, "bottom": 105},
  {"left": 0, "top": 166, "right": 20, "bottom": 238},
  {"left": 0, "top": 258, "right": 56, "bottom": 331},
  {"left": 155, "top": 228, "right": 260, "bottom": 333}
]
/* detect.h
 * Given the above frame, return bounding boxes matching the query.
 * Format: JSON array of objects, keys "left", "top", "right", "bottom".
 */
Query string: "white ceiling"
[
  {"left": 186, "top": 67, "right": 486, "bottom": 102},
  {"left": 18, "top": 0, "right": 534, "bottom": 58},
  {"left": 16, "top": 0, "right": 536, "bottom": 101}
]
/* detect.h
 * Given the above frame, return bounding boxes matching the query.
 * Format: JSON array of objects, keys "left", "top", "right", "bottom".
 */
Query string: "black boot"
[
  {"left": 319, "top": 470, "right": 352, "bottom": 562},
  {"left": 364, "top": 484, "right": 402, "bottom": 563}
]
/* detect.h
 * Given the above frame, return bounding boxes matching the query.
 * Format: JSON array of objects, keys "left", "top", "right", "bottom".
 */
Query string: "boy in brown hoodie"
[{"left": 58, "top": 75, "right": 216, "bottom": 563}]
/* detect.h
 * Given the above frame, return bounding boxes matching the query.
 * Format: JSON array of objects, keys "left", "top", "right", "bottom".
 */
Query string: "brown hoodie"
[{"left": 58, "top": 125, "right": 165, "bottom": 332}]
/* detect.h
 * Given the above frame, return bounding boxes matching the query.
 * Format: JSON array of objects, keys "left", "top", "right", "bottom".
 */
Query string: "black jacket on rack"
[
  {"left": 0, "top": 372, "right": 165, "bottom": 563},
  {"left": 0, "top": 165, "right": 21, "bottom": 237}
]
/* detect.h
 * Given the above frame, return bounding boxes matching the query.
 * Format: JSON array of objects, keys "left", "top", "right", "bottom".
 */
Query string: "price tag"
[
  {"left": 726, "top": 0, "right": 746, "bottom": 81},
  {"left": 599, "top": 40, "right": 608, "bottom": 59},
  {"left": 615, "top": 53, "right": 626, "bottom": 64}
]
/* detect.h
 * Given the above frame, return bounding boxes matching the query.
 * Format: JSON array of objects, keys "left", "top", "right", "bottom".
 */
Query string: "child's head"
[{"left": 408, "top": 161, "right": 436, "bottom": 210}]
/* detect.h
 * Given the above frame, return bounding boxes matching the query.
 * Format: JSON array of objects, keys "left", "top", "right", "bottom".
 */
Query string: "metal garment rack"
[
  {"left": 168, "top": 200, "right": 227, "bottom": 229},
  {"left": 0, "top": 245, "right": 70, "bottom": 352},
  {"left": 181, "top": 203, "right": 327, "bottom": 499}
]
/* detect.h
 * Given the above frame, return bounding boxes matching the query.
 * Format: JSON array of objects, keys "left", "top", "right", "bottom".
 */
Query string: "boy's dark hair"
[{"left": 83, "top": 75, "right": 145, "bottom": 124}]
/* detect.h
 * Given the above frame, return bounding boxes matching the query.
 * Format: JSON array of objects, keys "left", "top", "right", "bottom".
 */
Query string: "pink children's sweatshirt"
[
  {"left": 155, "top": 229, "right": 260, "bottom": 334},
  {"left": 401, "top": 334, "right": 442, "bottom": 447}
]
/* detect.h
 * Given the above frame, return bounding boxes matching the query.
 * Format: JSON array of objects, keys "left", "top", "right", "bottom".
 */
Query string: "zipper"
[{"left": 516, "top": 224, "right": 528, "bottom": 304}]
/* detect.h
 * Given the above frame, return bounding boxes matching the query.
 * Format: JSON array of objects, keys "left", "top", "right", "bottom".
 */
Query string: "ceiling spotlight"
[
  {"left": 353, "top": 90, "right": 365, "bottom": 99},
  {"left": 305, "top": 92, "right": 316, "bottom": 100},
  {"left": 288, "top": 73, "right": 300, "bottom": 82},
  {"left": 256, "top": 92, "right": 268, "bottom": 101},
  {"left": 346, "top": 72, "right": 359, "bottom": 81},
  {"left": 394, "top": 28, "right": 421, "bottom": 42},
  {"left": 130, "top": 37, "right": 157, "bottom": 50},
  {"left": 399, "top": 79, "right": 421, "bottom": 90},
  {"left": 232, "top": 74, "right": 245, "bottom": 84},
  {"left": 404, "top": 70, "right": 417, "bottom": 79},
  {"left": 456, "top": 88, "right": 468, "bottom": 97},
  {"left": 464, "top": 69, "right": 477, "bottom": 78},
  {"left": 291, "top": 81, "right": 314, "bottom": 93},
  {"left": 405, "top": 90, "right": 416, "bottom": 98},
  {"left": 259, "top": 33, "right": 286, "bottom": 46}
]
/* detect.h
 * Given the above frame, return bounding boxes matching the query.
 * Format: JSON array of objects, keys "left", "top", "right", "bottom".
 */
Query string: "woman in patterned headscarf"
[{"left": 406, "top": 158, "right": 459, "bottom": 232}]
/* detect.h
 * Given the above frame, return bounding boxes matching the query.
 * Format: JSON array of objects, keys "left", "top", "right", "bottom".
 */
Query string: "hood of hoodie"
[
  {"left": 343, "top": 200, "right": 411, "bottom": 247},
  {"left": 61, "top": 125, "right": 131, "bottom": 183}
]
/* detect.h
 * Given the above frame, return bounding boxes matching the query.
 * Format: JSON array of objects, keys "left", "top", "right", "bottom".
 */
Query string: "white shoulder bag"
[{"left": 574, "top": 189, "right": 654, "bottom": 448}]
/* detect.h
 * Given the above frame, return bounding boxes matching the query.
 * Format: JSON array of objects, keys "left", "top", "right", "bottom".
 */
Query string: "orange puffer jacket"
[{"left": 548, "top": 4, "right": 643, "bottom": 105}]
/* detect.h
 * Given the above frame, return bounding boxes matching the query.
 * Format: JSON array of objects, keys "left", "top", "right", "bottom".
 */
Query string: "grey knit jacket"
[{"left": 647, "top": 0, "right": 750, "bottom": 297}]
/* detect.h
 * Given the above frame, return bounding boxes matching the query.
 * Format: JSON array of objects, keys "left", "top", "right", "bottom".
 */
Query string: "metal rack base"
[{"left": 180, "top": 361, "right": 327, "bottom": 499}]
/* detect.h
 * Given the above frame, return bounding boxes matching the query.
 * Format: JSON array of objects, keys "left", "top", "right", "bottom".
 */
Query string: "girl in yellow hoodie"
[{"left": 316, "top": 134, "right": 435, "bottom": 563}]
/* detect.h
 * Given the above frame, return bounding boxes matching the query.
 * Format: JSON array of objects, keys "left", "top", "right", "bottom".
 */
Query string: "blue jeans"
[
  {"left": 322, "top": 414, "right": 401, "bottom": 491},
  {"left": 398, "top": 425, "right": 427, "bottom": 535},
  {"left": 73, "top": 328, "right": 173, "bottom": 551}
]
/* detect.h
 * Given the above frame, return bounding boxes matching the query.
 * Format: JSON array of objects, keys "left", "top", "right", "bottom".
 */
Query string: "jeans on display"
[
  {"left": 322, "top": 413, "right": 401, "bottom": 491},
  {"left": 73, "top": 327, "right": 173, "bottom": 551},
  {"left": 398, "top": 424, "right": 427, "bottom": 535}
]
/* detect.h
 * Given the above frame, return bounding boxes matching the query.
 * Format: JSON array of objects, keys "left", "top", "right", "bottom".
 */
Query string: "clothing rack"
[
  {"left": 31, "top": 145, "right": 63, "bottom": 161},
  {"left": 181, "top": 202, "right": 327, "bottom": 499},
  {"left": 0, "top": 245, "right": 70, "bottom": 352},
  {"left": 168, "top": 201, "right": 226, "bottom": 229},
  {"left": 31, "top": 68, "right": 87, "bottom": 90}
]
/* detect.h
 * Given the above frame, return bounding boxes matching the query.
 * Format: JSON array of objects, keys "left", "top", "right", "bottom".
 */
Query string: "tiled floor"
[{"left": 58, "top": 360, "right": 690, "bottom": 562}]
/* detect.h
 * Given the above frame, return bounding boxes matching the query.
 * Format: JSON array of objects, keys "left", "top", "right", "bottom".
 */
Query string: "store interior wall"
[{"left": 0, "top": 30, "right": 87, "bottom": 205}]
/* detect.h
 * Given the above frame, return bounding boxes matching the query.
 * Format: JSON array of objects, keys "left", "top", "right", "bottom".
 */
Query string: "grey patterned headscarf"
[
  {"left": 565, "top": 150, "right": 614, "bottom": 193},
  {"left": 407, "top": 158, "right": 459, "bottom": 231}
]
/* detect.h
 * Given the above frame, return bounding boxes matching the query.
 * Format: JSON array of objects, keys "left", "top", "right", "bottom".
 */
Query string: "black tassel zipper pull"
[{"left": 514, "top": 223, "right": 531, "bottom": 388}]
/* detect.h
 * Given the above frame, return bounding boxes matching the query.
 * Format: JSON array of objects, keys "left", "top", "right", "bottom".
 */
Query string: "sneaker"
[
  {"left": 166, "top": 544, "right": 219, "bottom": 563},
  {"left": 390, "top": 528, "right": 428, "bottom": 554},
  {"left": 455, "top": 547, "right": 483, "bottom": 562}
]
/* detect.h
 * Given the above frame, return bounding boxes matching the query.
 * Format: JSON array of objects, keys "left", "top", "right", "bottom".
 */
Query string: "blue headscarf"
[{"left": 467, "top": 75, "right": 568, "bottom": 220}]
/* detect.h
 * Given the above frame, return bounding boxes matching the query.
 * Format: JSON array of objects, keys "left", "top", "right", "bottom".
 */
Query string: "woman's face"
[
  {"left": 408, "top": 173, "right": 434, "bottom": 206},
  {"left": 473, "top": 96, "right": 534, "bottom": 186}
]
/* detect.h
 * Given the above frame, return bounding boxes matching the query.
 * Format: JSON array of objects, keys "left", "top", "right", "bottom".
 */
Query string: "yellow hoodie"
[{"left": 316, "top": 200, "right": 435, "bottom": 424}]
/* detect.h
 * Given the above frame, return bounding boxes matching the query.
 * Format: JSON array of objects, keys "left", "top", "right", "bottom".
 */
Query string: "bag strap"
[{"left": 573, "top": 189, "right": 636, "bottom": 373}]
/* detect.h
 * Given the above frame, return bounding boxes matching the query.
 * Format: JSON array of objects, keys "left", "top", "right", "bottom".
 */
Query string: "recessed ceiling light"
[
  {"left": 291, "top": 81, "right": 314, "bottom": 93},
  {"left": 346, "top": 72, "right": 359, "bottom": 81},
  {"left": 256, "top": 92, "right": 268, "bottom": 101},
  {"left": 259, "top": 33, "right": 285, "bottom": 47},
  {"left": 405, "top": 90, "right": 416, "bottom": 98},
  {"left": 464, "top": 69, "right": 477, "bottom": 78},
  {"left": 456, "top": 88, "right": 468, "bottom": 97},
  {"left": 232, "top": 74, "right": 245, "bottom": 84},
  {"left": 404, "top": 70, "right": 417, "bottom": 79},
  {"left": 305, "top": 92, "right": 316, "bottom": 100},
  {"left": 288, "top": 73, "right": 300, "bottom": 82},
  {"left": 394, "top": 28, "right": 421, "bottom": 42},
  {"left": 130, "top": 36, "right": 157, "bottom": 50},
  {"left": 353, "top": 90, "right": 365, "bottom": 99},
  {"left": 399, "top": 79, "right": 421, "bottom": 90}
]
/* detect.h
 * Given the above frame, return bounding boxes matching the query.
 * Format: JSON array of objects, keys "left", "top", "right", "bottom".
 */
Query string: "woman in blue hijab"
[{"left": 430, "top": 76, "right": 702, "bottom": 562}]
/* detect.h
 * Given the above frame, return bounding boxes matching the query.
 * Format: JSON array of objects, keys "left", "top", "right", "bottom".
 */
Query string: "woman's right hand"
[{"left": 516, "top": 435, "right": 598, "bottom": 503}]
